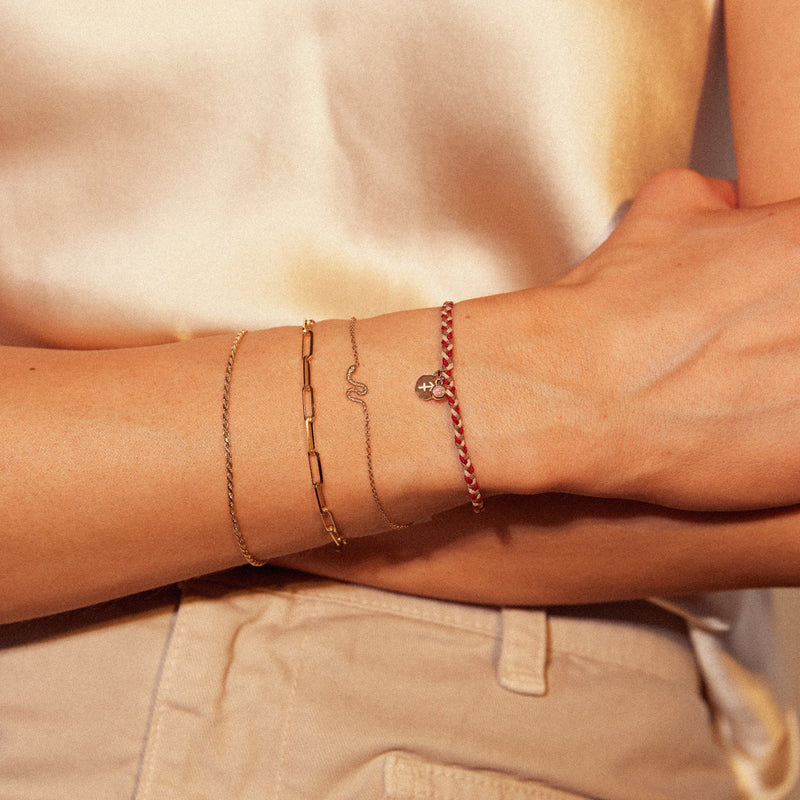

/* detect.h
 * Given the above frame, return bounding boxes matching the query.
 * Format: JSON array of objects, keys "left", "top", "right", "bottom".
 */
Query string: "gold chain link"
[{"left": 302, "top": 320, "right": 346, "bottom": 550}]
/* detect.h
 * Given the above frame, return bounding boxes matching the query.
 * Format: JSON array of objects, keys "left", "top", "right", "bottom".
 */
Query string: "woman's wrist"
[
  {"left": 233, "top": 308, "right": 474, "bottom": 558},
  {"left": 450, "top": 289, "right": 615, "bottom": 501},
  {"left": 335, "top": 307, "right": 478, "bottom": 526}
]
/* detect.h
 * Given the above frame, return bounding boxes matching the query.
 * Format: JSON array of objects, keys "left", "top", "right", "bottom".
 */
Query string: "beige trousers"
[{"left": 0, "top": 568, "right": 737, "bottom": 800}]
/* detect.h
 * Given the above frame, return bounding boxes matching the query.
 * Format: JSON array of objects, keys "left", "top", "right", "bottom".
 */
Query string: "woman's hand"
[{"left": 462, "top": 169, "right": 800, "bottom": 511}]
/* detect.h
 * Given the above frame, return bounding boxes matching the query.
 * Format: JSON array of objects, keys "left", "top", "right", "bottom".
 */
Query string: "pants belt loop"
[{"left": 497, "top": 607, "right": 548, "bottom": 696}]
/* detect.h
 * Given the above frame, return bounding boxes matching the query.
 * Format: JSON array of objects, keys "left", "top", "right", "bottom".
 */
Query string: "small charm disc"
[{"left": 415, "top": 374, "right": 446, "bottom": 401}]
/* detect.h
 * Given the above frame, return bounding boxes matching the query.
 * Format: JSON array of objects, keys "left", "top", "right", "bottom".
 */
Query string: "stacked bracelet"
[
  {"left": 415, "top": 301, "right": 485, "bottom": 512},
  {"left": 346, "top": 317, "right": 414, "bottom": 530},
  {"left": 302, "top": 320, "right": 347, "bottom": 550},
  {"left": 222, "top": 330, "right": 267, "bottom": 566},
  {"left": 223, "top": 309, "right": 479, "bottom": 565}
]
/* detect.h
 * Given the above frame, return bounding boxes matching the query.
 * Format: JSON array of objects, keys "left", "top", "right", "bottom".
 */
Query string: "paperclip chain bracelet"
[
  {"left": 222, "top": 330, "right": 267, "bottom": 566},
  {"left": 415, "top": 302, "right": 485, "bottom": 512},
  {"left": 302, "top": 320, "right": 347, "bottom": 550}
]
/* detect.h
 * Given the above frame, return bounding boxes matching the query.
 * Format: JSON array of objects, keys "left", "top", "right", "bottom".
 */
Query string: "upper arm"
[{"left": 725, "top": 0, "right": 800, "bottom": 206}]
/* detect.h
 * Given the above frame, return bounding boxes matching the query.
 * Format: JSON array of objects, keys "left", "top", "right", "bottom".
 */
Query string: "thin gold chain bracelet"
[
  {"left": 346, "top": 317, "right": 413, "bottom": 529},
  {"left": 222, "top": 330, "right": 267, "bottom": 566}
]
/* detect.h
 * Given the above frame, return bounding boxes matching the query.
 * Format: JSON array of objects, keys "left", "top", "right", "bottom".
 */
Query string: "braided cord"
[{"left": 440, "top": 301, "right": 484, "bottom": 512}]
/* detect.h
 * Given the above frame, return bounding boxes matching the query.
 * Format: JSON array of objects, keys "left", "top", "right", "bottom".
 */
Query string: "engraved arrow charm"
[{"left": 415, "top": 372, "right": 447, "bottom": 401}]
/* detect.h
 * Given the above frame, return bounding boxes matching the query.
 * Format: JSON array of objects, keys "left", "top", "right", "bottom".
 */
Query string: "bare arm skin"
[
  {"left": 278, "top": 496, "right": 800, "bottom": 607},
  {"left": 726, "top": 0, "right": 800, "bottom": 206}
]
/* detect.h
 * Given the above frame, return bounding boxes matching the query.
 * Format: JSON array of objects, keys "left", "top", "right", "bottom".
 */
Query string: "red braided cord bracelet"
[
  {"left": 440, "top": 301, "right": 484, "bottom": 512},
  {"left": 414, "top": 302, "right": 484, "bottom": 512}
]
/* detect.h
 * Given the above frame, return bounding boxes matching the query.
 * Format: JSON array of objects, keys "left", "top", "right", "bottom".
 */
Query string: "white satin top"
[
  {"left": 1, "top": 0, "right": 719, "bottom": 346},
  {"left": 0, "top": 2, "right": 797, "bottom": 796}
]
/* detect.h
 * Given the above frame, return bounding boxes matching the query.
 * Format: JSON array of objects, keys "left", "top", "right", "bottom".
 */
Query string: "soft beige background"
[{"left": 774, "top": 588, "right": 800, "bottom": 800}]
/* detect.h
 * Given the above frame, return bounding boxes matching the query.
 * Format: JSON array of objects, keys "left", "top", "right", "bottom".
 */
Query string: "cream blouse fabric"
[
  {"left": 0, "top": 1, "right": 797, "bottom": 797},
  {"left": 2, "top": 1, "right": 714, "bottom": 346}
]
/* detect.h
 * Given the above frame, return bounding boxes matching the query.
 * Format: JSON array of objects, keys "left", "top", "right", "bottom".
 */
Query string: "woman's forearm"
[
  {"left": 1, "top": 312, "right": 478, "bottom": 622},
  {"left": 726, "top": 0, "right": 800, "bottom": 206},
  {"left": 277, "top": 495, "right": 800, "bottom": 607}
]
